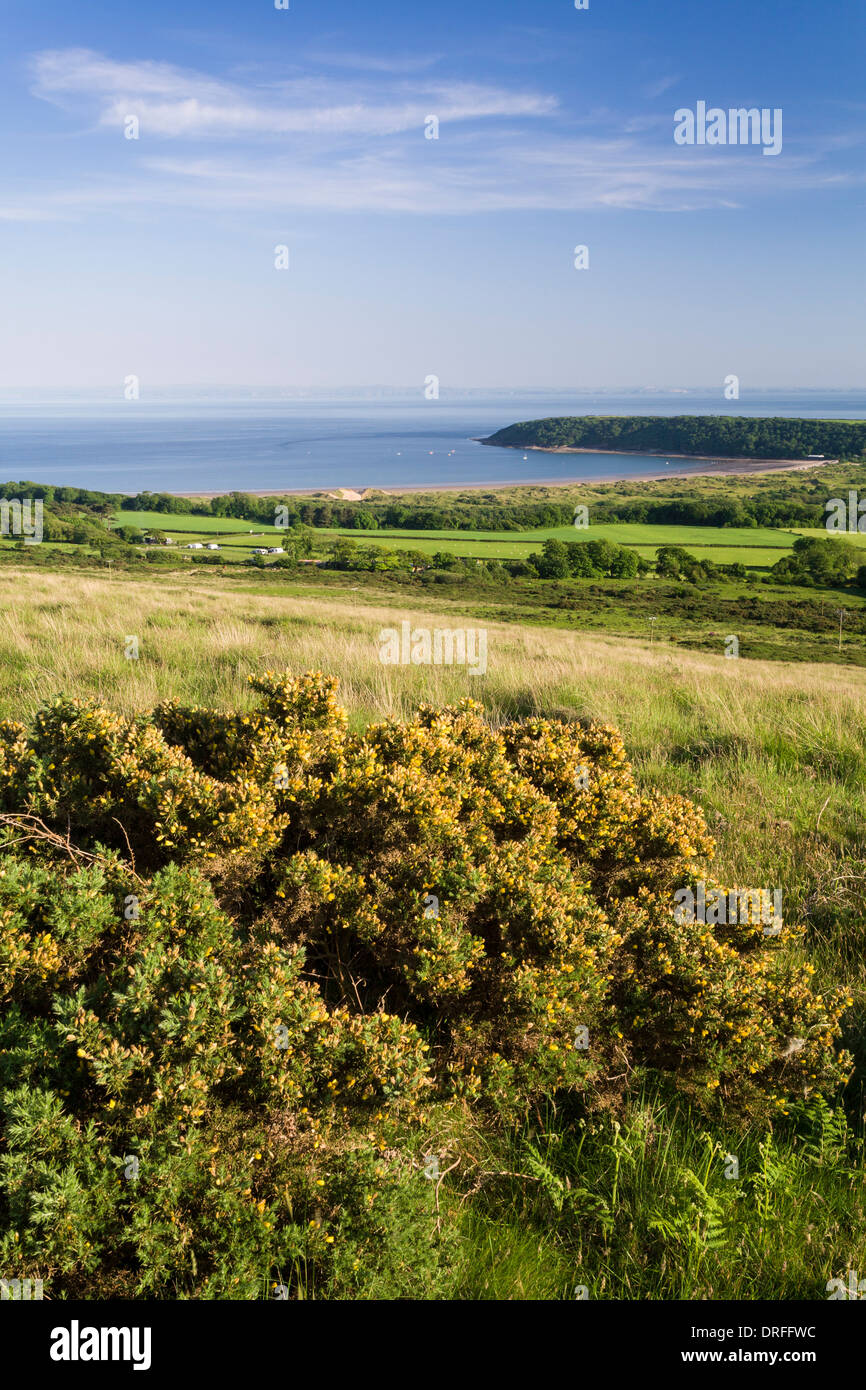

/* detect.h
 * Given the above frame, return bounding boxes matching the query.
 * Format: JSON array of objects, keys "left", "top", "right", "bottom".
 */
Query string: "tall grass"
[{"left": 449, "top": 1096, "right": 866, "bottom": 1300}]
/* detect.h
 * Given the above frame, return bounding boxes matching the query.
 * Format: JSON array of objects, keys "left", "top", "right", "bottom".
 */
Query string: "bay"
[{"left": 0, "top": 390, "right": 863, "bottom": 495}]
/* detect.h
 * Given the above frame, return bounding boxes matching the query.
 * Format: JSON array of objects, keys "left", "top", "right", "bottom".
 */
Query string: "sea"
[{"left": 0, "top": 389, "right": 863, "bottom": 496}]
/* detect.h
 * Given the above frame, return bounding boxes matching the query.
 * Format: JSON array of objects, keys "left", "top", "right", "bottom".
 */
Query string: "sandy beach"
[
  {"left": 178, "top": 455, "right": 831, "bottom": 500},
  {"left": 475, "top": 441, "right": 836, "bottom": 470}
]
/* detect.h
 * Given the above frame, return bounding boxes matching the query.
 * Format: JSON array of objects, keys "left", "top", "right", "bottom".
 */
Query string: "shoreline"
[
  {"left": 476, "top": 439, "right": 835, "bottom": 467},
  {"left": 178, "top": 455, "right": 832, "bottom": 501}
]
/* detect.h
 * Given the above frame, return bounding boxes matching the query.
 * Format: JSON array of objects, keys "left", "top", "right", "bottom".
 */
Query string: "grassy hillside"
[
  {"left": 1, "top": 567, "right": 862, "bottom": 993},
  {"left": 1, "top": 565, "right": 863, "bottom": 1300},
  {"left": 6, "top": 546, "right": 866, "bottom": 668}
]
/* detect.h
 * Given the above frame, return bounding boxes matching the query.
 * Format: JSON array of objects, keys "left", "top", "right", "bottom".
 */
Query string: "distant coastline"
[{"left": 480, "top": 413, "right": 862, "bottom": 465}]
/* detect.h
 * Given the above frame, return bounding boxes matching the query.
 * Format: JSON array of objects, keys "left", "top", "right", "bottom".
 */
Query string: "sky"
[{"left": 0, "top": 0, "right": 863, "bottom": 391}]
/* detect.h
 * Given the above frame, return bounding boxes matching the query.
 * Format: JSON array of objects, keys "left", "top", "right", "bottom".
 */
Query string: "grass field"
[
  {"left": 112, "top": 508, "right": 860, "bottom": 570},
  {"left": 330, "top": 521, "right": 801, "bottom": 549},
  {"left": 4, "top": 564, "right": 864, "bottom": 1298},
  {"left": 114, "top": 510, "right": 264, "bottom": 533},
  {"left": 797, "top": 526, "right": 866, "bottom": 548},
  {"left": 324, "top": 535, "right": 797, "bottom": 567},
  {"left": 8, "top": 539, "right": 866, "bottom": 666}
]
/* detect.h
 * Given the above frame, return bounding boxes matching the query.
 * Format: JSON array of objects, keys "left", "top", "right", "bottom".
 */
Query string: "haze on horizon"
[{"left": 0, "top": 0, "right": 863, "bottom": 393}]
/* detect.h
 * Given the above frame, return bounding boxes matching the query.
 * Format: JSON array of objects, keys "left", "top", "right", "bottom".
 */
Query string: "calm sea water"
[{"left": 0, "top": 391, "right": 863, "bottom": 495}]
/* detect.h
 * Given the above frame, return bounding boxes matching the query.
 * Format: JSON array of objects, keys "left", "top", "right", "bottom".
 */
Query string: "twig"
[
  {"left": 471, "top": 1168, "right": 541, "bottom": 1182},
  {"left": 433, "top": 1156, "right": 461, "bottom": 1233},
  {"left": 0, "top": 813, "right": 143, "bottom": 883},
  {"left": 111, "top": 817, "right": 137, "bottom": 877}
]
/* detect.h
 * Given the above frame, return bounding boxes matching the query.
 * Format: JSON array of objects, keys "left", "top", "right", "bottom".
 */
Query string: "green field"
[
  {"left": 114, "top": 508, "right": 814, "bottom": 569},
  {"left": 114, "top": 510, "right": 264, "bottom": 533},
  {"left": 327, "top": 533, "right": 797, "bottom": 569},
  {"left": 331, "top": 522, "right": 800, "bottom": 548},
  {"left": 796, "top": 526, "right": 866, "bottom": 547}
]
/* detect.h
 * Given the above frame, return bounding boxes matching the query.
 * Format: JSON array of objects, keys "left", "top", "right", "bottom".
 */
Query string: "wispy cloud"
[
  {"left": 31, "top": 48, "right": 555, "bottom": 138},
  {"left": 0, "top": 137, "right": 841, "bottom": 224},
  {"left": 302, "top": 50, "right": 446, "bottom": 74},
  {"left": 644, "top": 75, "right": 680, "bottom": 99},
  {"left": 4, "top": 47, "right": 856, "bottom": 224}
]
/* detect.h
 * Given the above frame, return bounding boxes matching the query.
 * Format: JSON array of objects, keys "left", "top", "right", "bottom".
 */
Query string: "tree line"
[
  {"left": 0, "top": 478, "right": 832, "bottom": 534},
  {"left": 484, "top": 415, "right": 866, "bottom": 461}
]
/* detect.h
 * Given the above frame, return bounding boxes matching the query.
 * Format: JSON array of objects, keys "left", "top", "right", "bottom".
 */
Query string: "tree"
[
  {"left": 565, "top": 543, "right": 601, "bottom": 578},
  {"left": 655, "top": 546, "right": 684, "bottom": 579},
  {"left": 534, "top": 538, "right": 570, "bottom": 579},
  {"left": 330, "top": 537, "right": 358, "bottom": 565},
  {"left": 773, "top": 537, "right": 860, "bottom": 588},
  {"left": 292, "top": 526, "right": 315, "bottom": 557},
  {"left": 608, "top": 547, "right": 639, "bottom": 579},
  {"left": 585, "top": 539, "right": 616, "bottom": 573}
]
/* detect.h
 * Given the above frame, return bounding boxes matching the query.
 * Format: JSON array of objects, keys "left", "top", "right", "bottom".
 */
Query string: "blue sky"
[{"left": 0, "top": 0, "right": 863, "bottom": 390}]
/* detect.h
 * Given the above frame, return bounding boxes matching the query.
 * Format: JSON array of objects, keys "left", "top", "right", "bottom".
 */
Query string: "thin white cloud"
[
  {"left": 31, "top": 48, "right": 555, "bottom": 138},
  {"left": 0, "top": 138, "right": 843, "bottom": 224},
  {"left": 303, "top": 50, "right": 446, "bottom": 74},
  {"left": 644, "top": 75, "right": 680, "bottom": 99},
  {"left": 32, "top": 48, "right": 230, "bottom": 103}
]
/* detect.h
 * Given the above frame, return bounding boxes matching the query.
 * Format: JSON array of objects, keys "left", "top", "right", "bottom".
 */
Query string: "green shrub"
[{"left": 0, "top": 672, "right": 852, "bottom": 1296}]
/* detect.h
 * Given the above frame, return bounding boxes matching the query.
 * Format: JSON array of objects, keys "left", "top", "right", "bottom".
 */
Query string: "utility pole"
[{"left": 649, "top": 615, "right": 657, "bottom": 644}]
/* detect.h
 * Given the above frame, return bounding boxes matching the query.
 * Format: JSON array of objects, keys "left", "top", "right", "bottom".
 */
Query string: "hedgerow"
[{"left": 0, "top": 672, "right": 852, "bottom": 1297}]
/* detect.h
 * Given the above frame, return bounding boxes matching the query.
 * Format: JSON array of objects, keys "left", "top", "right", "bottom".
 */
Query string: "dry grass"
[{"left": 2, "top": 566, "right": 865, "bottom": 734}]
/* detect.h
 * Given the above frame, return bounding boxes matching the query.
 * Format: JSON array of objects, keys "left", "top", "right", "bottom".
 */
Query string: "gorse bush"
[{"left": 0, "top": 672, "right": 852, "bottom": 1297}]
